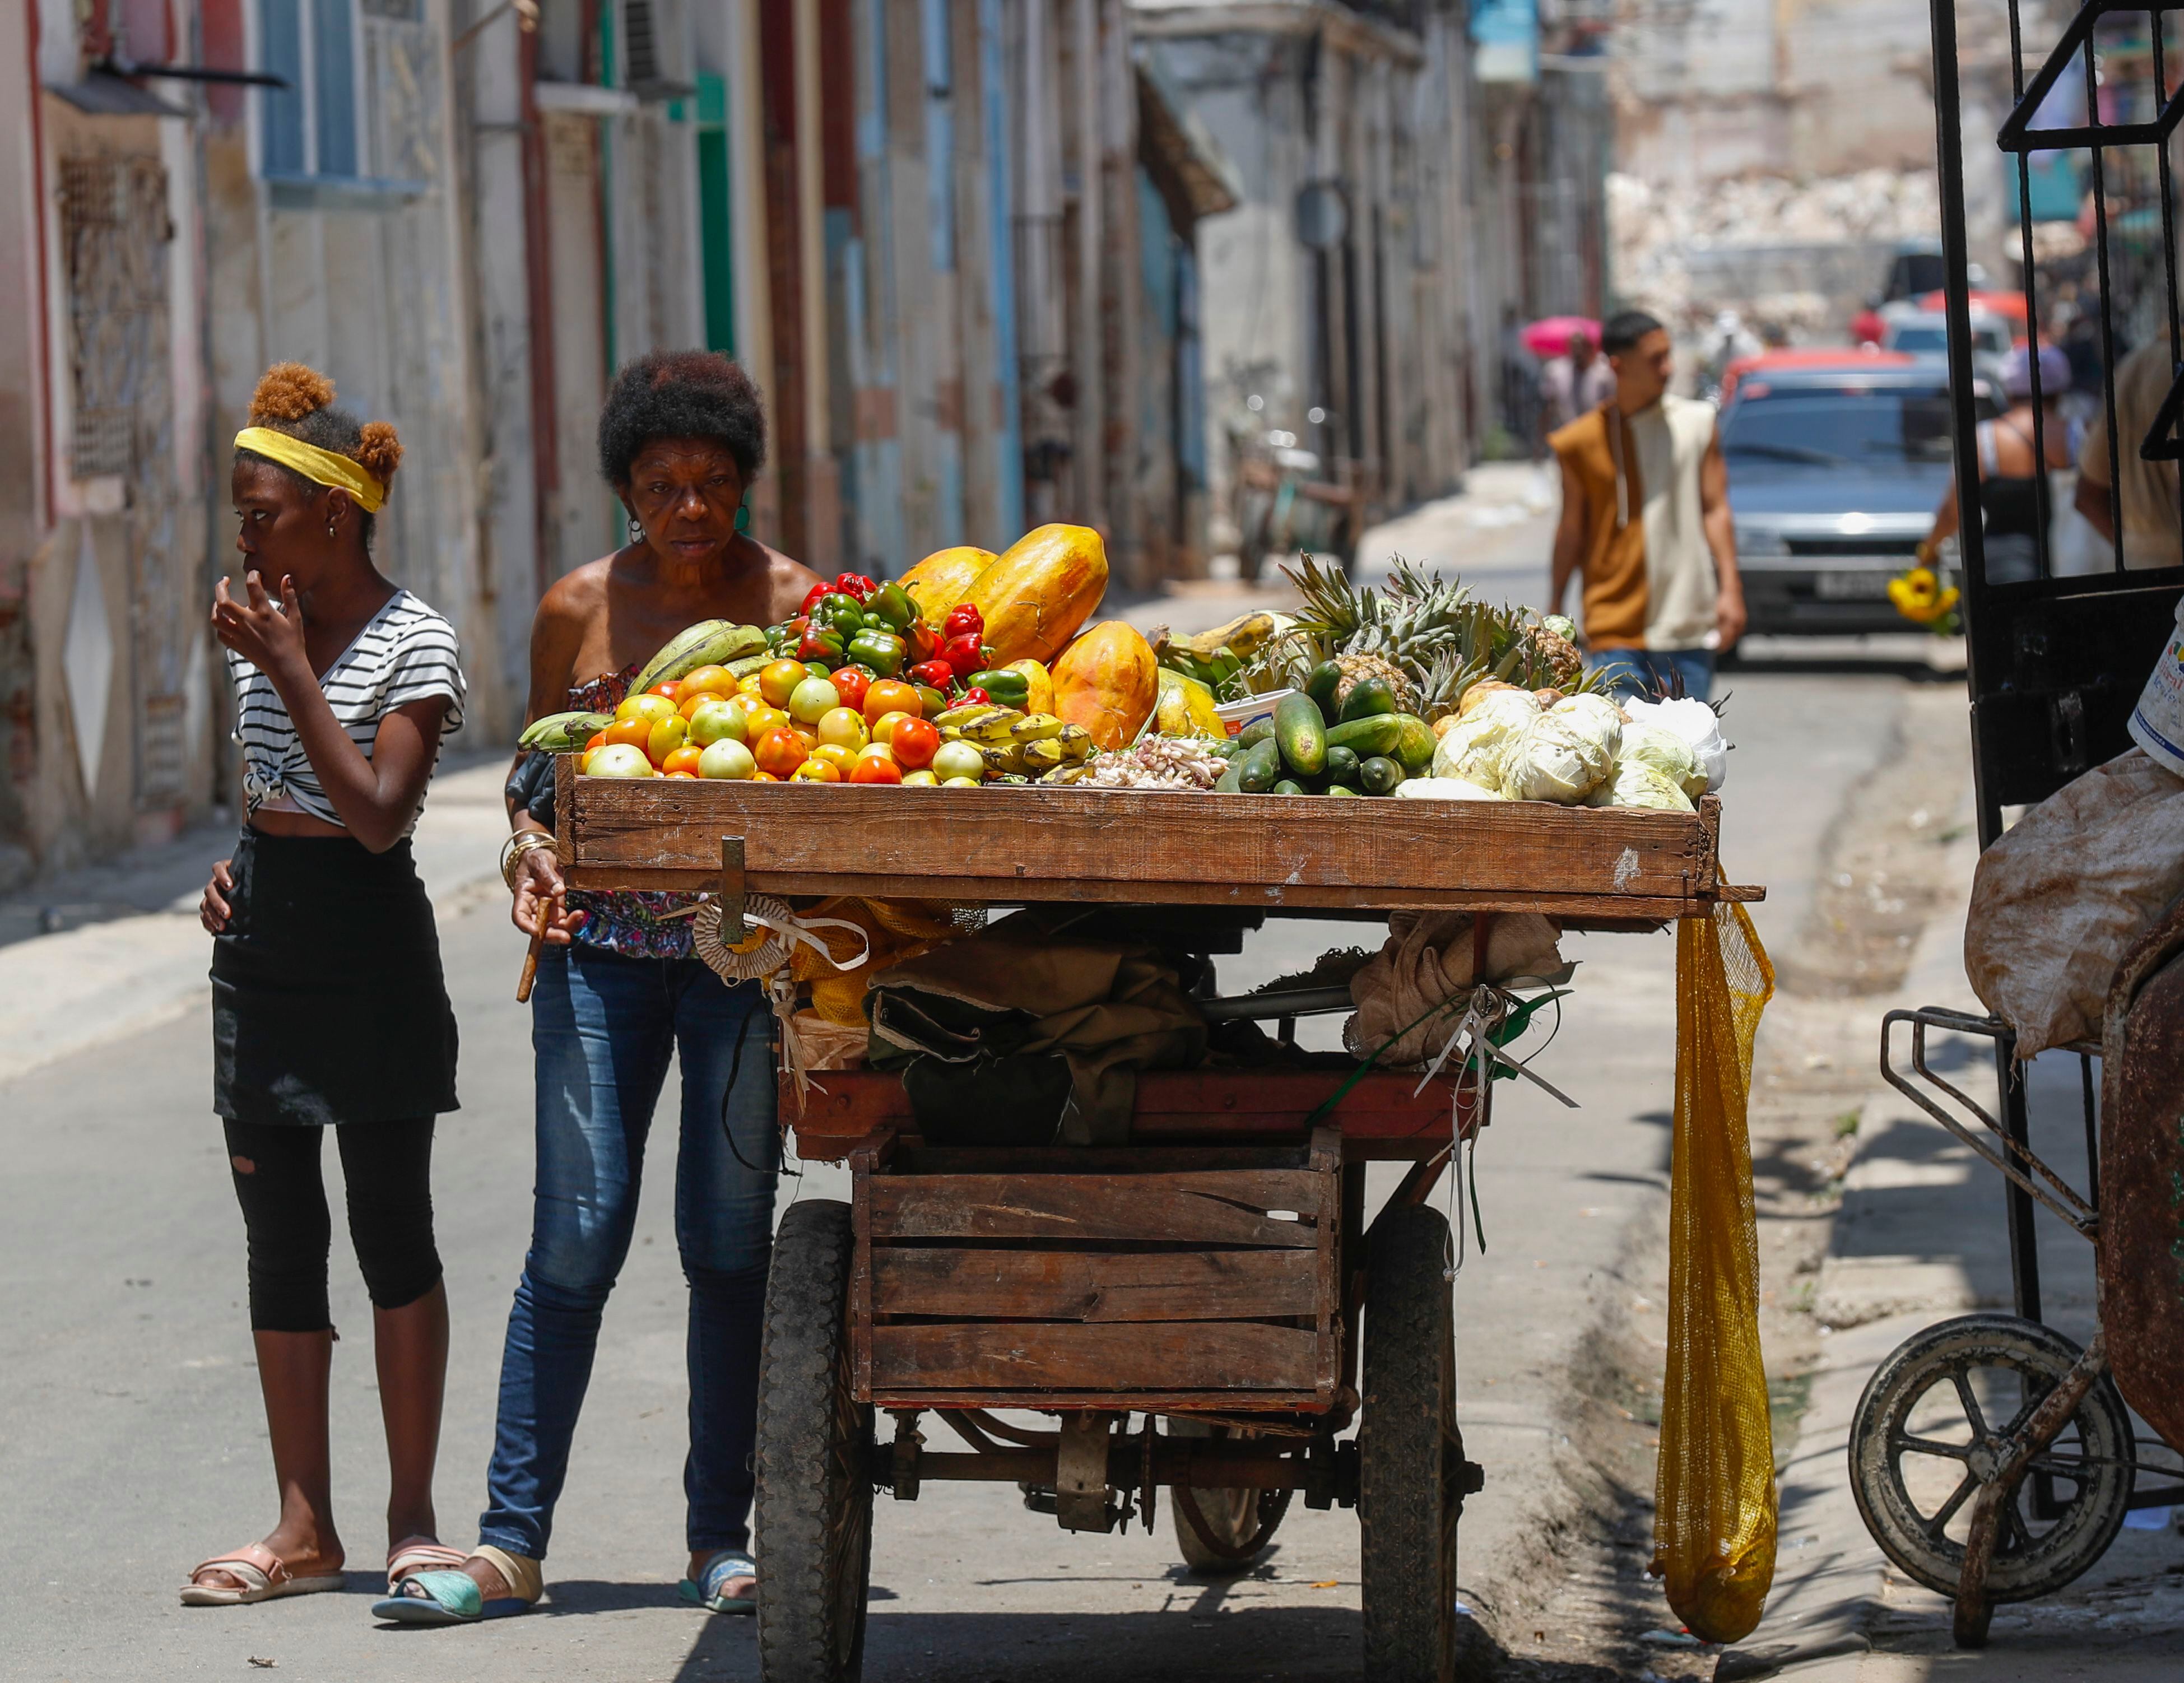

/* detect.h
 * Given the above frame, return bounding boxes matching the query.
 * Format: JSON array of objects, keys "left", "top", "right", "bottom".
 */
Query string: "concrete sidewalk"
[
  {"left": 1735, "top": 828, "right": 2184, "bottom": 1680},
  {"left": 0, "top": 749, "right": 515, "bottom": 1089}
]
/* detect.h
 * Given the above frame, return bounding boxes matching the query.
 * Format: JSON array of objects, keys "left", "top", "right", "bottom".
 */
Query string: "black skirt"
[{"left": 211, "top": 829, "right": 459, "bottom": 1127}]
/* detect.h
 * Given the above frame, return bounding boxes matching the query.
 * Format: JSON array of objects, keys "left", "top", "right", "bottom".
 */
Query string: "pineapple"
[
  {"left": 1529, "top": 620, "right": 1583, "bottom": 690},
  {"left": 1332, "top": 649, "right": 1416, "bottom": 713}
]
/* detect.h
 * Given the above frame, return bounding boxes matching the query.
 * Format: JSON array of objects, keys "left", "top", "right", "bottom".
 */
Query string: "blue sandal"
[
  {"left": 679, "top": 1549, "right": 758, "bottom": 1615},
  {"left": 370, "top": 1546, "right": 540, "bottom": 1625}
]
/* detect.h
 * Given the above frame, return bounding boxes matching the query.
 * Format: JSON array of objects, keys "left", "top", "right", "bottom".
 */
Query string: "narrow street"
[{"left": 0, "top": 486, "right": 2034, "bottom": 1683}]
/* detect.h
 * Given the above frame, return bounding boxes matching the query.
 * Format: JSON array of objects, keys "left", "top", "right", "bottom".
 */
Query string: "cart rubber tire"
[
  {"left": 1849, "top": 1313, "right": 2133, "bottom": 1603},
  {"left": 1360, "top": 1203, "right": 1463, "bottom": 1683},
  {"left": 755, "top": 1200, "right": 873, "bottom": 1683},
  {"left": 1167, "top": 1419, "right": 1293, "bottom": 1574}
]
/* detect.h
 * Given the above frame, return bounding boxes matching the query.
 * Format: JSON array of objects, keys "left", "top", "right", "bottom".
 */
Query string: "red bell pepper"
[
  {"left": 940, "top": 630, "right": 986, "bottom": 678},
  {"left": 961, "top": 686, "right": 991, "bottom": 706},
  {"left": 942, "top": 602, "right": 983, "bottom": 640},
  {"left": 800, "top": 582, "right": 830, "bottom": 615},
  {"left": 908, "top": 658, "right": 956, "bottom": 690},
  {"left": 834, "top": 571, "right": 878, "bottom": 603}
]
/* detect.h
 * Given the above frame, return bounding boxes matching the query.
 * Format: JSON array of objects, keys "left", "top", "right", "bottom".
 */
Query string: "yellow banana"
[
  {"left": 963, "top": 709, "right": 1030, "bottom": 745},
  {"left": 981, "top": 743, "right": 1028, "bottom": 777},
  {"left": 1019, "top": 738, "right": 1065, "bottom": 773},
  {"left": 1007, "top": 712, "right": 1065, "bottom": 744},
  {"left": 1054, "top": 723, "right": 1094, "bottom": 763}
]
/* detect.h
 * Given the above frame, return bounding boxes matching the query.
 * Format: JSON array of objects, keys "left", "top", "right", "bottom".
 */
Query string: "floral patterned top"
[{"left": 564, "top": 661, "right": 701, "bottom": 959}]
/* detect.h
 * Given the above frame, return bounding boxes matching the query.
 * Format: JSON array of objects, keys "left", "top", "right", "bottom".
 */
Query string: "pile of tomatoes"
[{"left": 579, "top": 657, "right": 963, "bottom": 786}]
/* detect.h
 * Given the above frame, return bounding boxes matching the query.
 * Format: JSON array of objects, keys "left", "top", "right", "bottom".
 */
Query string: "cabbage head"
[
  {"left": 1430, "top": 688, "right": 1535, "bottom": 792},
  {"left": 1584, "top": 757, "right": 1697, "bottom": 813},
  {"left": 1617, "top": 722, "right": 1708, "bottom": 799},
  {"left": 1502, "top": 694, "right": 1621, "bottom": 803}
]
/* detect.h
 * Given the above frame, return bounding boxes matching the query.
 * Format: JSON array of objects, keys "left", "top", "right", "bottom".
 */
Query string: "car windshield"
[
  {"left": 1889, "top": 326, "right": 1948, "bottom": 352},
  {"left": 1722, "top": 388, "right": 1957, "bottom": 466}
]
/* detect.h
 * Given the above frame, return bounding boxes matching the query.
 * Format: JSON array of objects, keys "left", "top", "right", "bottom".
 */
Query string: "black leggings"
[{"left": 225, "top": 1118, "right": 442, "bottom": 1333}]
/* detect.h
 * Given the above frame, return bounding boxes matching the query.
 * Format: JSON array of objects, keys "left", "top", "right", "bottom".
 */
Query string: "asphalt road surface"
[{"left": 0, "top": 493, "right": 1946, "bottom": 1683}]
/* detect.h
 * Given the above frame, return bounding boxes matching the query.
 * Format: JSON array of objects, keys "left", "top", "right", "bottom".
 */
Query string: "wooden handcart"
[{"left": 557, "top": 769, "right": 1762, "bottom": 1683}]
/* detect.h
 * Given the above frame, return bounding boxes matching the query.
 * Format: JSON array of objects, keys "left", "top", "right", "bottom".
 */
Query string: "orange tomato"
[
  {"left": 614, "top": 693, "right": 678, "bottom": 726},
  {"left": 583, "top": 731, "right": 608, "bottom": 755},
  {"left": 737, "top": 673, "right": 766, "bottom": 699},
  {"left": 649, "top": 681, "right": 681, "bottom": 700},
  {"left": 680, "top": 690, "right": 726, "bottom": 720},
  {"left": 742, "top": 704, "right": 791, "bottom": 740},
  {"left": 750, "top": 770, "right": 779, "bottom": 781},
  {"left": 870, "top": 710, "right": 912, "bottom": 749},
  {"left": 862, "top": 679, "right": 922, "bottom": 724},
  {"left": 603, "top": 717, "right": 655, "bottom": 752},
  {"left": 760, "top": 658, "right": 814, "bottom": 709},
  {"left": 849, "top": 750, "right": 904, "bottom": 785},
  {"left": 811, "top": 743, "right": 857, "bottom": 775},
  {"left": 663, "top": 769, "right": 698, "bottom": 779},
  {"left": 790, "top": 757, "right": 842, "bottom": 782},
  {"left": 662, "top": 745, "right": 706, "bottom": 776},
  {"left": 890, "top": 717, "right": 941, "bottom": 770},
  {"left": 679, "top": 664, "right": 736, "bottom": 699},
  {"left": 751, "top": 726, "right": 810, "bottom": 778}
]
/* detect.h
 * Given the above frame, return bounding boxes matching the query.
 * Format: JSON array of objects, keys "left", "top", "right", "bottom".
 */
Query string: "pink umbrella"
[{"left": 1521, "top": 315, "right": 1601, "bottom": 357}]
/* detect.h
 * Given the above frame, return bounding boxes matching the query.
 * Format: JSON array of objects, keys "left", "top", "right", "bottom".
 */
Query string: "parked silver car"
[{"left": 1725, "top": 359, "right": 1996, "bottom": 635}]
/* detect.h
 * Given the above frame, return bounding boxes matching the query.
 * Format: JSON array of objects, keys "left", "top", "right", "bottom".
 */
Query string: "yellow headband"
[{"left": 234, "top": 425, "right": 387, "bottom": 513}]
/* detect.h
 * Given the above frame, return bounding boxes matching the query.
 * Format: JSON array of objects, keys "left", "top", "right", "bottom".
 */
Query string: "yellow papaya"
[
  {"left": 1005, "top": 658, "right": 1054, "bottom": 715},
  {"left": 960, "top": 524, "right": 1108, "bottom": 664},
  {"left": 898, "top": 546, "right": 996, "bottom": 629},
  {"left": 1051, "top": 620, "right": 1158, "bottom": 750},
  {"left": 1153, "top": 667, "right": 1225, "bottom": 737}
]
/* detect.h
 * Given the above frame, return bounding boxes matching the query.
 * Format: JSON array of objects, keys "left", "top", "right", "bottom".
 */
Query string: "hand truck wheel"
[
  {"left": 754, "top": 1200, "right": 874, "bottom": 1683},
  {"left": 1848, "top": 1313, "right": 2132, "bottom": 1606}
]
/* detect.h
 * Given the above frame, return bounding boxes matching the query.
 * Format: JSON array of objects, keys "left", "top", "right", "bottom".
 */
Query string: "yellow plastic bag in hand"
[{"left": 1652, "top": 904, "right": 1777, "bottom": 1642}]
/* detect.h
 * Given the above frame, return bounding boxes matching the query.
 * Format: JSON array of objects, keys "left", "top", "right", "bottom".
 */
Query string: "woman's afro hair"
[
  {"left": 240, "top": 361, "right": 403, "bottom": 486},
  {"left": 597, "top": 351, "right": 766, "bottom": 489}
]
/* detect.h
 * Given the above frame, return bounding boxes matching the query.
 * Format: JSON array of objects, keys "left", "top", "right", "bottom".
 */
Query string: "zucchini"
[
  {"left": 1339, "top": 677, "right": 1397, "bottom": 723},
  {"left": 1325, "top": 714, "right": 1404, "bottom": 759},
  {"left": 1359, "top": 755, "right": 1405, "bottom": 796},
  {"left": 1273, "top": 691, "right": 1327, "bottom": 776},
  {"left": 1304, "top": 660, "right": 1344, "bottom": 722},
  {"left": 1237, "top": 739, "right": 1282, "bottom": 792}
]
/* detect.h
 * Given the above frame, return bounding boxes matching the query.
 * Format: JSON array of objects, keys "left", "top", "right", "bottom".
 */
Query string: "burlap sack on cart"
[
  {"left": 1964, "top": 747, "right": 2184, "bottom": 1058},
  {"left": 1652, "top": 904, "right": 1777, "bottom": 1644}
]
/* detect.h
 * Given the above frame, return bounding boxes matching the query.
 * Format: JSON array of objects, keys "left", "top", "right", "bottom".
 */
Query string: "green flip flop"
[{"left": 679, "top": 1549, "right": 758, "bottom": 1616}]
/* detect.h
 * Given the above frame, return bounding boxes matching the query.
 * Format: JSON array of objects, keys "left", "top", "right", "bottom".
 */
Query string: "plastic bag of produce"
[
  {"left": 1393, "top": 777, "right": 1509, "bottom": 801},
  {"left": 1585, "top": 758, "right": 1697, "bottom": 813},
  {"left": 1625, "top": 696, "right": 1727, "bottom": 792},
  {"left": 1430, "top": 687, "right": 1535, "bottom": 791},
  {"left": 1503, "top": 692, "right": 1621, "bottom": 803},
  {"left": 1617, "top": 722, "right": 1708, "bottom": 800}
]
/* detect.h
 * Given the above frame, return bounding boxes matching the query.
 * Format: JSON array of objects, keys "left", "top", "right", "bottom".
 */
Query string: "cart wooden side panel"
[
  {"left": 556, "top": 760, "right": 1758, "bottom": 918},
  {"left": 852, "top": 1132, "right": 1345, "bottom": 1412}
]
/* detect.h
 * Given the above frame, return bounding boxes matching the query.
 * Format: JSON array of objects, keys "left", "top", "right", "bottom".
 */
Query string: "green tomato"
[
  {"left": 788, "top": 676, "right": 842, "bottom": 726},
  {"left": 587, "top": 743, "right": 655, "bottom": 778},
  {"left": 817, "top": 706, "right": 870, "bottom": 751},
  {"left": 687, "top": 703, "right": 746, "bottom": 747},
  {"left": 931, "top": 740, "right": 988, "bottom": 783},
  {"left": 941, "top": 775, "right": 982, "bottom": 788},
  {"left": 697, "top": 738, "right": 756, "bottom": 780}
]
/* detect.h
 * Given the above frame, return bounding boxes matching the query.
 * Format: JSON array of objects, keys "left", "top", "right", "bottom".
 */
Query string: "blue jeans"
[
  {"left": 478, "top": 944, "right": 777, "bottom": 1560},
  {"left": 1584, "top": 647, "right": 1715, "bottom": 704}
]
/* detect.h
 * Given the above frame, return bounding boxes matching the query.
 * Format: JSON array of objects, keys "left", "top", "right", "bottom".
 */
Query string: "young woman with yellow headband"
[{"left": 182, "top": 362, "right": 468, "bottom": 1607}]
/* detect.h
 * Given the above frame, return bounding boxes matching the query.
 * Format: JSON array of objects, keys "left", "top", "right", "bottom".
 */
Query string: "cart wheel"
[
  {"left": 1849, "top": 1313, "right": 2133, "bottom": 1604},
  {"left": 1360, "top": 1203, "right": 1465, "bottom": 1683},
  {"left": 755, "top": 1200, "right": 873, "bottom": 1683},
  {"left": 1167, "top": 1419, "right": 1293, "bottom": 1574}
]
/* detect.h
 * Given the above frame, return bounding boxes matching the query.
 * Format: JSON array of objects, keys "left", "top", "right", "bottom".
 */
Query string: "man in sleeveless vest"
[{"left": 1548, "top": 310, "right": 1746, "bottom": 702}]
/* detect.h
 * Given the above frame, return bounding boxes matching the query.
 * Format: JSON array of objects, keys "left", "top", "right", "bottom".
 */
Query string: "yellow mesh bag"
[
  {"left": 1652, "top": 903, "right": 1777, "bottom": 1643},
  {"left": 790, "top": 898, "right": 974, "bottom": 1025}
]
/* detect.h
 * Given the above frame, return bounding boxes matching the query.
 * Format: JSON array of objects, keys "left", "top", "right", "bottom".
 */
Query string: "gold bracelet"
[{"left": 501, "top": 830, "right": 557, "bottom": 892}]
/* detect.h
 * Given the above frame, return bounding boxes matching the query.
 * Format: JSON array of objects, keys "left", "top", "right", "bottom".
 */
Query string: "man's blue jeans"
[
  {"left": 478, "top": 943, "right": 777, "bottom": 1560},
  {"left": 1584, "top": 647, "right": 1715, "bottom": 704}
]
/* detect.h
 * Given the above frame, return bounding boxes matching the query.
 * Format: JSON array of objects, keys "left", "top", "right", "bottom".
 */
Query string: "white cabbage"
[
  {"left": 1393, "top": 777, "right": 1509, "bottom": 801},
  {"left": 1429, "top": 689, "right": 1536, "bottom": 792},
  {"left": 1616, "top": 721, "right": 1708, "bottom": 799},
  {"left": 1622, "top": 695, "right": 1727, "bottom": 792},
  {"left": 1584, "top": 757, "right": 1697, "bottom": 813},
  {"left": 1502, "top": 694, "right": 1621, "bottom": 803}
]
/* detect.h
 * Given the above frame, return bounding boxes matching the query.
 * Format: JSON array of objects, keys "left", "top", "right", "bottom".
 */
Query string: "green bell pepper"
[
  {"left": 965, "top": 668, "right": 1030, "bottom": 707},
  {"left": 866, "top": 582, "right": 918, "bottom": 633},
  {"left": 844, "top": 628, "right": 907, "bottom": 677}
]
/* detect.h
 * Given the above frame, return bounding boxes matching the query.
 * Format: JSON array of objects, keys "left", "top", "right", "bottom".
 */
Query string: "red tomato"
[
  {"left": 889, "top": 717, "right": 940, "bottom": 770},
  {"left": 849, "top": 751, "right": 904, "bottom": 785},
  {"left": 751, "top": 727, "right": 810, "bottom": 778},
  {"left": 649, "top": 681, "right": 680, "bottom": 700},
  {"left": 662, "top": 745, "right": 706, "bottom": 777},
  {"left": 830, "top": 665, "right": 874, "bottom": 712}
]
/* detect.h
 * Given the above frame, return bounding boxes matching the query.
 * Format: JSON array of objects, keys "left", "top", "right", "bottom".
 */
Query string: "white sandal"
[{"left": 180, "top": 1541, "right": 346, "bottom": 1606}]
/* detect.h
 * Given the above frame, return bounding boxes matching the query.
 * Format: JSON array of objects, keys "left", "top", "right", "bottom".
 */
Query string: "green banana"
[
  {"left": 519, "top": 710, "right": 613, "bottom": 751},
  {"left": 629, "top": 620, "right": 769, "bottom": 696}
]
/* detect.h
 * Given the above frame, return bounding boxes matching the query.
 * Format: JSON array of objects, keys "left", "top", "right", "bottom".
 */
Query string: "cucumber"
[
  {"left": 1324, "top": 783, "right": 1361, "bottom": 797},
  {"left": 1214, "top": 763, "right": 1243, "bottom": 793},
  {"left": 1271, "top": 778, "right": 1306, "bottom": 796},
  {"left": 1339, "top": 677, "right": 1398, "bottom": 723},
  {"left": 1237, "top": 718, "right": 1276, "bottom": 750},
  {"left": 1359, "top": 755, "right": 1405, "bottom": 796},
  {"left": 1211, "top": 736, "right": 1243, "bottom": 759},
  {"left": 1304, "top": 660, "right": 1344, "bottom": 722},
  {"left": 1273, "top": 691, "right": 1327, "bottom": 777},
  {"left": 1237, "top": 739, "right": 1282, "bottom": 793},
  {"left": 1325, "top": 714, "right": 1404, "bottom": 759},
  {"left": 1392, "top": 713, "right": 1436, "bottom": 775},
  {"left": 1323, "top": 745, "right": 1361, "bottom": 785}
]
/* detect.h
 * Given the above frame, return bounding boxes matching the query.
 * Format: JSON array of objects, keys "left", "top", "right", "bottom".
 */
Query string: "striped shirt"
[{"left": 227, "top": 589, "right": 466, "bottom": 835}]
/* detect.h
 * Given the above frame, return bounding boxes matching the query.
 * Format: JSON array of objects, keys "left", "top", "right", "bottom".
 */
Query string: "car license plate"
[{"left": 1813, "top": 570, "right": 1898, "bottom": 600}]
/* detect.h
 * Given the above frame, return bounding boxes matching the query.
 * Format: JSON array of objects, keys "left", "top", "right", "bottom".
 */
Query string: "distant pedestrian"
[
  {"left": 1918, "top": 343, "right": 2074, "bottom": 583},
  {"left": 185, "top": 363, "right": 466, "bottom": 1606},
  {"left": 1548, "top": 310, "right": 1746, "bottom": 701},
  {"left": 2073, "top": 337, "right": 2183, "bottom": 571},
  {"left": 1538, "top": 328, "right": 1614, "bottom": 450}
]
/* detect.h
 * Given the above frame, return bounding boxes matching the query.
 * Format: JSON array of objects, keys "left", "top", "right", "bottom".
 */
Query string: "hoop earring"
[
  {"left": 735, "top": 503, "right": 751, "bottom": 535},
  {"left": 628, "top": 517, "right": 643, "bottom": 543}
]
